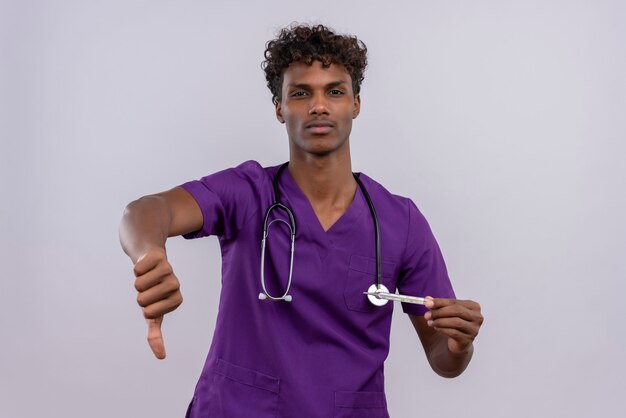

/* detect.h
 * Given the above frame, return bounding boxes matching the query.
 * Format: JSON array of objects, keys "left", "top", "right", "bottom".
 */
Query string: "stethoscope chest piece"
[{"left": 366, "top": 283, "right": 390, "bottom": 306}]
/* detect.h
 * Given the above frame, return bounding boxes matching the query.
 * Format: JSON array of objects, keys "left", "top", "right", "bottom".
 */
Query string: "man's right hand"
[{"left": 133, "top": 248, "right": 183, "bottom": 359}]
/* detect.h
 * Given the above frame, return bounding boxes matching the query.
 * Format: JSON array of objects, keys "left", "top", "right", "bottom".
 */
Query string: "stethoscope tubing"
[
  {"left": 259, "top": 202, "right": 296, "bottom": 302},
  {"left": 259, "top": 162, "right": 382, "bottom": 302}
]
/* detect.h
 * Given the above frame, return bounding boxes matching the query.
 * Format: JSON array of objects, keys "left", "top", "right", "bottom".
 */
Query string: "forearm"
[
  {"left": 427, "top": 333, "right": 473, "bottom": 378},
  {"left": 119, "top": 196, "right": 172, "bottom": 263}
]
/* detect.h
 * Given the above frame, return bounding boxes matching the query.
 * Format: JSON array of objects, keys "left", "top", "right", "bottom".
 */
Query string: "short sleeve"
[
  {"left": 178, "top": 160, "right": 266, "bottom": 240},
  {"left": 397, "top": 199, "right": 456, "bottom": 316}
]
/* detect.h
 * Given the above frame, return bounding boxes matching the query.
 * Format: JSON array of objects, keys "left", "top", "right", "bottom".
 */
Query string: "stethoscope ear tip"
[
  {"left": 284, "top": 295, "right": 293, "bottom": 302},
  {"left": 258, "top": 293, "right": 268, "bottom": 300}
]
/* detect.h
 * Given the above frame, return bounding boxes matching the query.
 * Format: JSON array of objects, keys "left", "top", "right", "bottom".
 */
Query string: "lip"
[{"left": 305, "top": 121, "right": 334, "bottom": 134}]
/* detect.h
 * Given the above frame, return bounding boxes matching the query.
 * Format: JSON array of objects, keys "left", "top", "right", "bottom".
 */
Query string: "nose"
[{"left": 308, "top": 93, "right": 329, "bottom": 116}]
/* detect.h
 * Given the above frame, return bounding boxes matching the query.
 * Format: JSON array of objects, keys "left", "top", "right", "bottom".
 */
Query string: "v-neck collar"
[{"left": 279, "top": 166, "right": 367, "bottom": 260}]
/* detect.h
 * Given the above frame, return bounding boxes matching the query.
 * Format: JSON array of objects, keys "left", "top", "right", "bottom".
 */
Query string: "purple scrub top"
[{"left": 179, "top": 161, "right": 455, "bottom": 418}]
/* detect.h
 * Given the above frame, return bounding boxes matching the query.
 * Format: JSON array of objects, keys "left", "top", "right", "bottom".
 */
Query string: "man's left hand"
[{"left": 424, "top": 297, "right": 484, "bottom": 354}]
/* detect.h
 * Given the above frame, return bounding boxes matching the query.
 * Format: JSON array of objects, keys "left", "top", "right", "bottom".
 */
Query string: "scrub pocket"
[
  {"left": 334, "top": 391, "right": 389, "bottom": 418},
  {"left": 344, "top": 255, "right": 397, "bottom": 312},
  {"left": 208, "top": 358, "right": 280, "bottom": 418}
]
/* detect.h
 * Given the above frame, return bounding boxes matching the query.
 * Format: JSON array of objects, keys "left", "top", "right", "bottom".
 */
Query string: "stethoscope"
[{"left": 258, "top": 162, "right": 390, "bottom": 306}]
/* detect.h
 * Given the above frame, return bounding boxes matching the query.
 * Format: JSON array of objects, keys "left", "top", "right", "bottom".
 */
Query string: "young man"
[{"left": 119, "top": 24, "right": 483, "bottom": 417}]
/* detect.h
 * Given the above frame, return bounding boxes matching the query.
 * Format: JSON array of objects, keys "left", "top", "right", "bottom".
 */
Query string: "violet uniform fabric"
[{"left": 179, "top": 161, "right": 455, "bottom": 418}]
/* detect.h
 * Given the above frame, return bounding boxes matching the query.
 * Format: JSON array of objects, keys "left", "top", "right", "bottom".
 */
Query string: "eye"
[
  {"left": 290, "top": 91, "right": 307, "bottom": 97},
  {"left": 329, "top": 89, "right": 344, "bottom": 95}
]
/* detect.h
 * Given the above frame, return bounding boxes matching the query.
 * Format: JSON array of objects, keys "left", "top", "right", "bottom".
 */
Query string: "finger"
[
  {"left": 458, "top": 299, "right": 481, "bottom": 311},
  {"left": 426, "top": 297, "right": 481, "bottom": 311},
  {"left": 429, "top": 304, "right": 482, "bottom": 322},
  {"left": 136, "top": 277, "right": 180, "bottom": 307},
  {"left": 134, "top": 263, "right": 173, "bottom": 292},
  {"left": 430, "top": 323, "right": 475, "bottom": 344},
  {"left": 425, "top": 296, "right": 480, "bottom": 310},
  {"left": 146, "top": 317, "right": 166, "bottom": 359},
  {"left": 424, "top": 296, "right": 456, "bottom": 309},
  {"left": 142, "top": 293, "right": 183, "bottom": 319},
  {"left": 429, "top": 317, "right": 480, "bottom": 337},
  {"left": 133, "top": 249, "right": 166, "bottom": 276}
]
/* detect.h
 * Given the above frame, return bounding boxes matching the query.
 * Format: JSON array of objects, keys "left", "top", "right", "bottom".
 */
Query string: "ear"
[
  {"left": 275, "top": 101, "right": 285, "bottom": 124},
  {"left": 352, "top": 94, "right": 361, "bottom": 119}
]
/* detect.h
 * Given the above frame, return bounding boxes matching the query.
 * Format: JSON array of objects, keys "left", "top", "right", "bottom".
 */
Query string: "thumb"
[{"left": 146, "top": 316, "right": 166, "bottom": 359}]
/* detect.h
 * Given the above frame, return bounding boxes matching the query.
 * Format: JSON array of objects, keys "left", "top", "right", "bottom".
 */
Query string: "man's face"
[{"left": 275, "top": 60, "right": 361, "bottom": 157}]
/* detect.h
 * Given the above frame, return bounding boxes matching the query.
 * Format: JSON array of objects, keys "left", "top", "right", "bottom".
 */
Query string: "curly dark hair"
[{"left": 262, "top": 24, "right": 368, "bottom": 104}]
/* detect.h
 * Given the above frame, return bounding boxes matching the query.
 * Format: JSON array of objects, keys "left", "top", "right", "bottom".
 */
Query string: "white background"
[{"left": 1, "top": 0, "right": 625, "bottom": 417}]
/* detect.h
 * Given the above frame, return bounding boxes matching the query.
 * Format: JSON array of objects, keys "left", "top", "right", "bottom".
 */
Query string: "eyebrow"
[{"left": 287, "top": 80, "right": 348, "bottom": 90}]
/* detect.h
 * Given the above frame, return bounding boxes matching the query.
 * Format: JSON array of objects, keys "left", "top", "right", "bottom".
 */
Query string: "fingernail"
[
  {"left": 424, "top": 311, "right": 431, "bottom": 320},
  {"left": 427, "top": 320, "right": 434, "bottom": 327},
  {"left": 425, "top": 299, "right": 434, "bottom": 308}
]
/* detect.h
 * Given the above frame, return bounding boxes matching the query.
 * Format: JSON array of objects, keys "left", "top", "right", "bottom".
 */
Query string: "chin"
[
  {"left": 308, "top": 148, "right": 335, "bottom": 157},
  {"left": 307, "top": 140, "right": 343, "bottom": 157},
  {"left": 290, "top": 134, "right": 349, "bottom": 157}
]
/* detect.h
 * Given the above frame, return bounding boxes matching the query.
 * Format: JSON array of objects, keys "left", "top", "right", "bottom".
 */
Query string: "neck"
[{"left": 288, "top": 148, "right": 356, "bottom": 205}]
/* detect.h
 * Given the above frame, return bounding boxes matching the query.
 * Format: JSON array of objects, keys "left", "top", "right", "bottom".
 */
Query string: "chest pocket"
[{"left": 344, "top": 255, "right": 397, "bottom": 313}]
